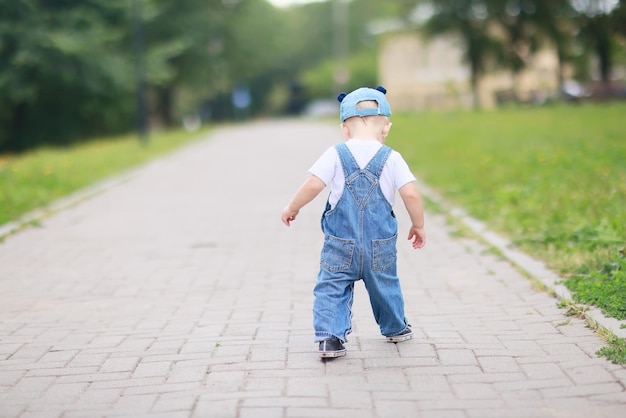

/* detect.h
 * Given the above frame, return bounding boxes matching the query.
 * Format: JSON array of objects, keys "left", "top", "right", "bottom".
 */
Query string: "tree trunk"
[
  {"left": 596, "top": 37, "right": 612, "bottom": 97},
  {"left": 157, "top": 87, "right": 175, "bottom": 127},
  {"left": 470, "top": 59, "right": 481, "bottom": 110},
  {"left": 556, "top": 47, "right": 565, "bottom": 93}
]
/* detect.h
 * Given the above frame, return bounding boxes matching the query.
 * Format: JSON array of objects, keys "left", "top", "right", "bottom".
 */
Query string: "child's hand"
[
  {"left": 281, "top": 207, "right": 299, "bottom": 227},
  {"left": 280, "top": 175, "right": 325, "bottom": 227},
  {"left": 408, "top": 226, "right": 426, "bottom": 249}
]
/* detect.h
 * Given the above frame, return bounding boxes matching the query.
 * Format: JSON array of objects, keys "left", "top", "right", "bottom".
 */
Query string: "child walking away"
[{"left": 281, "top": 86, "right": 426, "bottom": 359}]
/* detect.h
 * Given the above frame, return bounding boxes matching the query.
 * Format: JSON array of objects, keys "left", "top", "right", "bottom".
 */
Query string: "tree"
[
  {"left": 532, "top": 0, "right": 577, "bottom": 90},
  {"left": 145, "top": 0, "right": 302, "bottom": 120},
  {"left": 139, "top": 0, "right": 231, "bottom": 125},
  {"left": 292, "top": 0, "right": 405, "bottom": 99},
  {"left": 0, "top": 1, "right": 135, "bottom": 151},
  {"left": 488, "top": 0, "right": 576, "bottom": 99},
  {"left": 572, "top": 0, "right": 619, "bottom": 93},
  {"left": 613, "top": 0, "right": 626, "bottom": 36}
]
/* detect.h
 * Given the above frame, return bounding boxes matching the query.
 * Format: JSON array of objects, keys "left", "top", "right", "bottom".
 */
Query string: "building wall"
[{"left": 379, "top": 32, "right": 560, "bottom": 110}]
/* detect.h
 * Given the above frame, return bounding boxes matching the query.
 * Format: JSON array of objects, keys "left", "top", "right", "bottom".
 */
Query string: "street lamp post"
[{"left": 132, "top": 0, "right": 149, "bottom": 143}]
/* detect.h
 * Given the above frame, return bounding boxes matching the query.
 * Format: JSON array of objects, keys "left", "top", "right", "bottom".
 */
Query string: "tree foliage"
[
  {"left": 0, "top": 0, "right": 135, "bottom": 151},
  {"left": 0, "top": 0, "right": 624, "bottom": 152}
]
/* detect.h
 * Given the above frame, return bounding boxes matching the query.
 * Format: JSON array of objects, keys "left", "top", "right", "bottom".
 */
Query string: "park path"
[{"left": 0, "top": 120, "right": 625, "bottom": 418}]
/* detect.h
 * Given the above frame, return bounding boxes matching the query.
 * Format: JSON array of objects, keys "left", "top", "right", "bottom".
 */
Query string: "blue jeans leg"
[
  {"left": 313, "top": 270, "right": 355, "bottom": 342},
  {"left": 363, "top": 268, "right": 407, "bottom": 337}
]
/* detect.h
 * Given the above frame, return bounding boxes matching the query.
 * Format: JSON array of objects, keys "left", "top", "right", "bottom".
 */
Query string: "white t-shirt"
[{"left": 308, "top": 138, "right": 416, "bottom": 209}]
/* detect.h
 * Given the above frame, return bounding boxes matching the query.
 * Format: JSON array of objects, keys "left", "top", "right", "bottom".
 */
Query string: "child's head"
[{"left": 337, "top": 86, "right": 392, "bottom": 142}]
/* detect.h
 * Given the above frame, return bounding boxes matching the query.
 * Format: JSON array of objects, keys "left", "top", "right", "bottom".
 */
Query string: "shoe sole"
[
  {"left": 319, "top": 350, "right": 347, "bottom": 358},
  {"left": 386, "top": 333, "right": 413, "bottom": 343}
]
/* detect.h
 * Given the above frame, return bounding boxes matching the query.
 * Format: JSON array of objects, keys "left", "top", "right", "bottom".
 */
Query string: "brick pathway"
[{"left": 0, "top": 121, "right": 625, "bottom": 418}]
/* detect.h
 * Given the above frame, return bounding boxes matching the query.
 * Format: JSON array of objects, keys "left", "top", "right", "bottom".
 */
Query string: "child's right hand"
[
  {"left": 408, "top": 227, "right": 426, "bottom": 249},
  {"left": 281, "top": 207, "right": 299, "bottom": 227}
]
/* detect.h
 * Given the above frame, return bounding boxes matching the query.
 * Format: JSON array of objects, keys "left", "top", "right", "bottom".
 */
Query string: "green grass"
[
  {"left": 566, "top": 254, "right": 626, "bottom": 320},
  {"left": 390, "top": 103, "right": 626, "bottom": 319},
  {"left": 597, "top": 335, "right": 626, "bottom": 364},
  {"left": 0, "top": 128, "right": 210, "bottom": 227}
]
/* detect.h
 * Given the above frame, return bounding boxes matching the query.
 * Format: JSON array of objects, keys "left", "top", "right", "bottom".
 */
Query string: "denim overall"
[{"left": 313, "top": 143, "right": 408, "bottom": 342}]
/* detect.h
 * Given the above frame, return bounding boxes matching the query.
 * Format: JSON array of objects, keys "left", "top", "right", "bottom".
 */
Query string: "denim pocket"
[
  {"left": 372, "top": 234, "right": 397, "bottom": 271},
  {"left": 320, "top": 235, "right": 355, "bottom": 272}
]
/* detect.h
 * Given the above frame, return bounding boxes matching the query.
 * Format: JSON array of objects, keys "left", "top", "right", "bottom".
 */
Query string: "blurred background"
[{"left": 0, "top": 0, "right": 625, "bottom": 152}]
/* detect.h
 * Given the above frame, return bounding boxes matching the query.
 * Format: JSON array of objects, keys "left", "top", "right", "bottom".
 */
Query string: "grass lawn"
[
  {"left": 390, "top": 103, "right": 626, "bottom": 322},
  {"left": 0, "top": 128, "right": 210, "bottom": 227}
]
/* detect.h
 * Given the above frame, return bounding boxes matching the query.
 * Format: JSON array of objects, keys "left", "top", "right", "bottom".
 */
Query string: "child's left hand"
[{"left": 408, "top": 227, "right": 426, "bottom": 249}]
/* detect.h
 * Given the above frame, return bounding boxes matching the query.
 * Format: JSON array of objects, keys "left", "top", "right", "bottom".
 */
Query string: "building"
[{"left": 378, "top": 31, "right": 561, "bottom": 110}]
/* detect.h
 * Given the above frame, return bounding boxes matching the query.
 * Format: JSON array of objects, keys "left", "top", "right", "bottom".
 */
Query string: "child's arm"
[
  {"left": 398, "top": 182, "right": 426, "bottom": 249},
  {"left": 281, "top": 175, "right": 326, "bottom": 226}
]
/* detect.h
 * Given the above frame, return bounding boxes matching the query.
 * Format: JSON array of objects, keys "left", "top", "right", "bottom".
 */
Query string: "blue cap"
[{"left": 337, "top": 86, "right": 391, "bottom": 122}]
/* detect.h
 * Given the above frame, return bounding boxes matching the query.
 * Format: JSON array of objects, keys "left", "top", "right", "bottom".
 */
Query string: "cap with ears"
[{"left": 337, "top": 86, "right": 391, "bottom": 122}]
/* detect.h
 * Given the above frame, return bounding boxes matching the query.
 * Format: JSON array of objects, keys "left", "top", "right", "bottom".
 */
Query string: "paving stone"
[
  {"left": 541, "top": 382, "right": 625, "bottom": 398},
  {"left": 77, "top": 387, "right": 122, "bottom": 404},
  {"left": 99, "top": 357, "right": 140, "bottom": 373},
  {"left": 40, "top": 382, "right": 88, "bottom": 402},
  {"left": 242, "top": 396, "right": 327, "bottom": 408},
  {"left": 239, "top": 407, "right": 284, "bottom": 418},
  {"left": 88, "top": 376, "right": 164, "bottom": 390},
  {"left": 450, "top": 382, "right": 498, "bottom": 399},
  {"left": 477, "top": 356, "right": 520, "bottom": 373},
  {"left": 437, "top": 349, "right": 479, "bottom": 366},
  {"left": 16, "top": 411, "right": 62, "bottom": 418},
  {"left": 0, "top": 370, "right": 25, "bottom": 385},
  {"left": 111, "top": 393, "right": 158, "bottom": 414},
  {"left": 165, "top": 364, "right": 207, "bottom": 383},
  {"left": 286, "top": 407, "right": 376, "bottom": 418},
  {"left": 448, "top": 372, "right": 526, "bottom": 384},
  {"left": 132, "top": 361, "right": 172, "bottom": 379},
  {"left": 56, "top": 371, "right": 130, "bottom": 384},
  {"left": 150, "top": 393, "right": 198, "bottom": 413},
  {"left": 567, "top": 365, "right": 615, "bottom": 385},
  {"left": 192, "top": 398, "right": 239, "bottom": 418},
  {"left": 520, "top": 362, "right": 568, "bottom": 380},
  {"left": 420, "top": 410, "right": 468, "bottom": 418}
]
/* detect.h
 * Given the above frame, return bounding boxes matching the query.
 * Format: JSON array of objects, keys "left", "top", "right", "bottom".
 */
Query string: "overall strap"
[
  {"left": 335, "top": 143, "right": 392, "bottom": 210},
  {"left": 335, "top": 143, "right": 361, "bottom": 178},
  {"left": 364, "top": 145, "right": 392, "bottom": 179}
]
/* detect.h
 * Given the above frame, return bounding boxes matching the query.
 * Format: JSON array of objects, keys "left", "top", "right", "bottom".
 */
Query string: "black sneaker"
[
  {"left": 318, "top": 338, "right": 346, "bottom": 358},
  {"left": 386, "top": 326, "right": 413, "bottom": 343}
]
